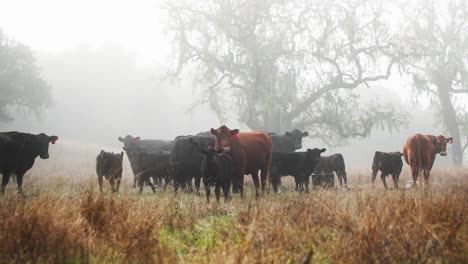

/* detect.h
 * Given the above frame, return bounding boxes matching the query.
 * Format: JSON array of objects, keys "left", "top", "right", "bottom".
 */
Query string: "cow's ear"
[
  {"left": 446, "top": 137, "right": 453, "bottom": 144},
  {"left": 231, "top": 129, "right": 240, "bottom": 135},
  {"left": 100, "top": 150, "right": 104, "bottom": 154},
  {"left": 398, "top": 152, "right": 403, "bottom": 157},
  {"left": 210, "top": 128, "right": 217, "bottom": 136},
  {"left": 118, "top": 137, "right": 124, "bottom": 142},
  {"left": 320, "top": 148, "right": 326, "bottom": 153},
  {"left": 302, "top": 132, "right": 309, "bottom": 137},
  {"left": 285, "top": 132, "right": 291, "bottom": 136},
  {"left": 49, "top": 136, "right": 58, "bottom": 144}
]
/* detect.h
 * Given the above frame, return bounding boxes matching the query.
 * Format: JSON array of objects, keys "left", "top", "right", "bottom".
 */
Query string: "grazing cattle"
[
  {"left": 270, "top": 148, "right": 326, "bottom": 193},
  {"left": 96, "top": 150, "right": 123, "bottom": 193},
  {"left": 210, "top": 125, "right": 272, "bottom": 198},
  {"left": 371, "top": 151, "right": 403, "bottom": 189},
  {"left": 201, "top": 148, "right": 232, "bottom": 202},
  {"left": 0, "top": 132, "right": 58, "bottom": 194},
  {"left": 130, "top": 151, "right": 171, "bottom": 193},
  {"left": 313, "top": 154, "right": 347, "bottom": 188},
  {"left": 270, "top": 129, "right": 309, "bottom": 152},
  {"left": 403, "top": 134, "right": 452, "bottom": 190},
  {"left": 170, "top": 135, "right": 215, "bottom": 193},
  {"left": 118, "top": 135, "right": 174, "bottom": 152}
]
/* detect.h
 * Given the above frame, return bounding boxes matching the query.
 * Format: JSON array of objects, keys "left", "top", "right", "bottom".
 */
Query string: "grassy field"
[
  {"left": 0, "top": 168, "right": 467, "bottom": 264},
  {"left": 0, "top": 143, "right": 467, "bottom": 263}
]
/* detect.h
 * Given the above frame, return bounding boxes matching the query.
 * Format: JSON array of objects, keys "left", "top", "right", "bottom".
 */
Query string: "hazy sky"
[
  {"left": 0, "top": 0, "right": 462, "bottom": 166},
  {"left": 0, "top": 0, "right": 167, "bottom": 66}
]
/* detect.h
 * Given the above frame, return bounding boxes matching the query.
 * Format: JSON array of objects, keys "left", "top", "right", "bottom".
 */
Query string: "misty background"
[{"left": 1, "top": 0, "right": 466, "bottom": 170}]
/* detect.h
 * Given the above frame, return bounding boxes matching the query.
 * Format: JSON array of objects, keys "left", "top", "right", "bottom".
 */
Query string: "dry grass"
[{"left": 0, "top": 145, "right": 467, "bottom": 263}]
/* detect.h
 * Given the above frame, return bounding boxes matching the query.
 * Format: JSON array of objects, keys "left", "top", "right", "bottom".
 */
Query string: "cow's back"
[{"left": 403, "top": 134, "right": 434, "bottom": 170}]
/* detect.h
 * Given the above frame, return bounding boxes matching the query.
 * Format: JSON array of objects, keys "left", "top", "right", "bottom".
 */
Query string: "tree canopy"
[
  {"left": 165, "top": 0, "right": 406, "bottom": 145},
  {"left": 394, "top": 0, "right": 468, "bottom": 165},
  {"left": 0, "top": 29, "right": 51, "bottom": 123}
]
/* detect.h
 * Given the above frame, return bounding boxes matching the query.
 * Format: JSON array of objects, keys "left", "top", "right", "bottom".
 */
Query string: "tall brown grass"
[{"left": 0, "top": 168, "right": 467, "bottom": 263}]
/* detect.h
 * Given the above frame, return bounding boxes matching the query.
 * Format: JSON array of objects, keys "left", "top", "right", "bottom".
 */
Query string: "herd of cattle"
[{"left": 0, "top": 127, "right": 453, "bottom": 201}]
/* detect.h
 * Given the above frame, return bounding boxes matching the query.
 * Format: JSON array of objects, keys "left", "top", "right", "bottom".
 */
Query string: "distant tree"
[
  {"left": 395, "top": 0, "right": 468, "bottom": 165},
  {"left": 0, "top": 29, "right": 51, "bottom": 123},
  {"left": 164, "top": 0, "right": 406, "bottom": 145}
]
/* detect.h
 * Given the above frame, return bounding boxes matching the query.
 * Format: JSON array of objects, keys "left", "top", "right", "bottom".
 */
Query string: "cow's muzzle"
[
  {"left": 439, "top": 151, "right": 447, "bottom": 156},
  {"left": 40, "top": 154, "right": 50, "bottom": 159}
]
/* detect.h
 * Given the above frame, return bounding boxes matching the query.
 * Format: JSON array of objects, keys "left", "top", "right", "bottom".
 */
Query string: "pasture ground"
[{"left": 0, "top": 143, "right": 467, "bottom": 263}]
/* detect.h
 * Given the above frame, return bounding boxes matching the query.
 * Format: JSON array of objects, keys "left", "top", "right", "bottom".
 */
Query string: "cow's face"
[
  {"left": 285, "top": 129, "right": 309, "bottom": 149},
  {"left": 118, "top": 135, "right": 140, "bottom": 150},
  {"left": 210, "top": 125, "right": 239, "bottom": 152},
  {"left": 35, "top": 133, "right": 58, "bottom": 159},
  {"left": 436, "top": 135, "right": 453, "bottom": 156},
  {"left": 306, "top": 148, "right": 326, "bottom": 162}
]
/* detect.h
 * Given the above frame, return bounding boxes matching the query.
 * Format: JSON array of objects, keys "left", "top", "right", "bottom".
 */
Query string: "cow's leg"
[
  {"left": 260, "top": 167, "right": 269, "bottom": 194},
  {"left": 16, "top": 172, "right": 26, "bottom": 194},
  {"left": 109, "top": 178, "right": 116, "bottom": 193},
  {"left": 410, "top": 166, "right": 419, "bottom": 188},
  {"left": 380, "top": 173, "right": 388, "bottom": 189},
  {"left": 341, "top": 171, "right": 348, "bottom": 188},
  {"left": 271, "top": 174, "right": 280, "bottom": 193},
  {"left": 115, "top": 177, "right": 121, "bottom": 193},
  {"left": 98, "top": 175, "right": 104, "bottom": 193},
  {"left": 304, "top": 174, "right": 310, "bottom": 193},
  {"left": 194, "top": 175, "right": 201, "bottom": 195},
  {"left": 371, "top": 170, "right": 378, "bottom": 187},
  {"left": 215, "top": 184, "right": 221, "bottom": 203},
  {"left": 336, "top": 171, "right": 343, "bottom": 187},
  {"left": 423, "top": 169, "right": 430, "bottom": 191},
  {"left": 205, "top": 183, "right": 211, "bottom": 203},
  {"left": 251, "top": 172, "right": 260, "bottom": 199},
  {"left": 222, "top": 183, "right": 230, "bottom": 202},
  {"left": 138, "top": 176, "right": 145, "bottom": 193},
  {"left": 391, "top": 174, "right": 399, "bottom": 189},
  {"left": 147, "top": 177, "right": 156, "bottom": 193},
  {"left": 294, "top": 175, "right": 300, "bottom": 192},
  {"left": 1, "top": 171, "right": 11, "bottom": 194}
]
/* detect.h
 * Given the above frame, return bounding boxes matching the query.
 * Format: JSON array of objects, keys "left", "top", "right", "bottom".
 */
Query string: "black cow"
[
  {"left": 96, "top": 150, "right": 123, "bottom": 193},
  {"left": 0, "top": 132, "right": 58, "bottom": 194},
  {"left": 201, "top": 148, "right": 232, "bottom": 202},
  {"left": 269, "top": 129, "right": 308, "bottom": 189},
  {"left": 270, "top": 148, "right": 326, "bottom": 193},
  {"left": 270, "top": 129, "right": 309, "bottom": 152},
  {"left": 118, "top": 135, "right": 173, "bottom": 187},
  {"left": 170, "top": 135, "right": 215, "bottom": 193},
  {"left": 313, "top": 154, "right": 347, "bottom": 188},
  {"left": 371, "top": 151, "right": 403, "bottom": 189},
  {"left": 129, "top": 151, "right": 171, "bottom": 193}
]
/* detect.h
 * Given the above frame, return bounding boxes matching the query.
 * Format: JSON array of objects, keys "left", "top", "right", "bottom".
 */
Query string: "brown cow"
[
  {"left": 402, "top": 134, "right": 453, "bottom": 190},
  {"left": 210, "top": 125, "right": 272, "bottom": 199}
]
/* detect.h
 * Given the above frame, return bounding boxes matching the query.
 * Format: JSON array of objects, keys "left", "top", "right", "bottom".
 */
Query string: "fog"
[{"left": 1, "top": 0, "right": 465, "bottom": 170}]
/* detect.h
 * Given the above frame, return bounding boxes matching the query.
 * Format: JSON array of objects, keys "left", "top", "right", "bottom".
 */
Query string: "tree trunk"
[{"left": 437, "top": 83, "right": 463, "bottom": 166}]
